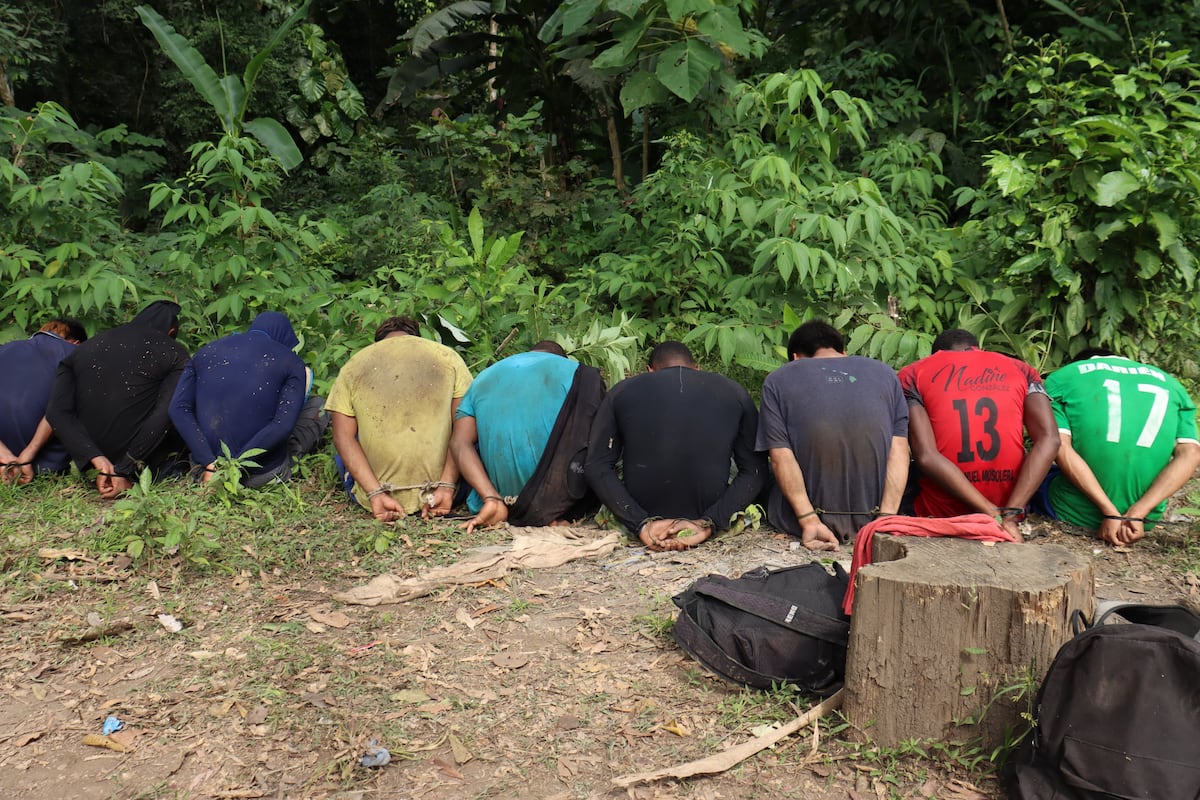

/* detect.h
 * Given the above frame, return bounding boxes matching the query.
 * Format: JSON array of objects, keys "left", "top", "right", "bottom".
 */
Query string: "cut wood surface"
[{"left": 843, "top": 535, "right": 1093, "bottom": 749}]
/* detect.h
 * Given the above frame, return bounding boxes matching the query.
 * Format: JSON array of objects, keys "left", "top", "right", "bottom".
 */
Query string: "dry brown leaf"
[
  {"left": 13, "top": 730, "right": 45, "bottom": 747},
  {"left": 491, "top": 653, "right": 528, "bottom": 669},
  {"left": 390, "top": 688, "right": 430, "bottom": 704},
  {"left": 659, "top": 720, "right": 690, "bottom": 737},
  {"left": 449, "top": 732, "right": 472, "bottom": 765},
  {"left": 124, "top": 665, "right": 155, "bottom": 681},
  {"left": 455, "top": 607, "right": 478, "bottom": 630},
  {"left": 30, "top": 685, "right": 46, "bottom": 701},
  {"left": 108, "top": 728, "right": 140, "bottom": 749},
  {"left": 245, "top": 705, "right": 268, "bottom": 725},
  {"left": 417, "top": 701, "right": 452, "bottom": 714},
  {"left": 304, "top": 621, "right": 327, "bottom": 634},
  {"left": 309, "top": 609, "right": 351, "bottom": 629},
  {"left": 146, "top": 580, "right": 161, "bottom": 600},
  {"left": 432, "top": 757, "right": 464, "bottom": 780},
  {"left": 39, "top": 548, "right": 93, "bottom": 562}
]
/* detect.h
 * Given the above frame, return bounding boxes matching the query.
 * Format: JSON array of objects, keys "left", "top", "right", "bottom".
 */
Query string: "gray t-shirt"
[{"left": 756, "top": 356, "right": 909, "bottom": 541}]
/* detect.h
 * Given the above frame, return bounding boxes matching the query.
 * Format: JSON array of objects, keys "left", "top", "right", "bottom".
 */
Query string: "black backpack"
[
  {"left": 1006, "top": 602, "right": 1200, "bottom": 800},
  {"left": 671, "top": 562, "right": 850, "bottom": 695}
]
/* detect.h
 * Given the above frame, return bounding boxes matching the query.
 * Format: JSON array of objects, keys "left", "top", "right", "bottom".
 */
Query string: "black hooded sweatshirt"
[{"left": 46, "top": 301, "right": 190, "bottom": 478}]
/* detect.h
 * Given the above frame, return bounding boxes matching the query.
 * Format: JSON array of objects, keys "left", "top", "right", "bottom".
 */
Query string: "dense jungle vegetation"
[{"left": 3, "top": 0, "right": 1199, "bottom": 389}]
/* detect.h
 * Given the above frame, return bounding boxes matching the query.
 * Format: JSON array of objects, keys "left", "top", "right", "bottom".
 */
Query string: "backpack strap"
[
  {"left": 691, "top": 581, "right": 850, "bottom": 647},
  {"left": 1092, "top": 603, "right": 1200, "bottom": 640}
]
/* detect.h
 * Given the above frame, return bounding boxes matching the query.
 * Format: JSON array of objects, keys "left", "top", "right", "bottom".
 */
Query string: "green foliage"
[
  {"left": 0, "top": 103, "right": 157, "bottom": 335},
  {"left": 955, "top": 40, "right": 1200, "bottom": 374},
  {"left": 143, "top": 133, "right": 341, "bottom": 344},
  {"left": 409, "top": 103, "right": 581, "bottom": 230},
  {"left": 582, "top": 69, "right": 951, "bottom": 372},
  {"left": 540, "top": 0, "right": 768, "bottom": 112},
  {"left": 0, "top": 1, "right": 62, "bottom": 106},
  {"left": 108, "top": 470, "right": 222, "bottom": 567},
  {"left": 285, "top": 22, "right": 367, "bottom": 169},
  {"left": 136, "top": 2, "right": 310, "bottom": 170}
]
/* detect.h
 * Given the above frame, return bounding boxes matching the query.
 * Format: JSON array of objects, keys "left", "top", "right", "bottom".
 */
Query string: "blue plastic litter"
[
  {"left": 102, "top": 716, "right": 123, "bottom": 735},
  {"left": 359, "top": 739, "right": 390, "bottom": 768}
]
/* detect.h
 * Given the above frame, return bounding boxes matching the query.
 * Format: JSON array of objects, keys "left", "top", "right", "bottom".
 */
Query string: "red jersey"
[{"left": 898, "top": 348, "right": 1044, "bottom": 517}]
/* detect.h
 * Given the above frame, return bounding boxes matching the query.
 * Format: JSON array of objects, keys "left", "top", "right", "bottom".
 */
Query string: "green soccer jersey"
[{"left": 1045, "top": 355, "right": 1199, "bottom": 529}]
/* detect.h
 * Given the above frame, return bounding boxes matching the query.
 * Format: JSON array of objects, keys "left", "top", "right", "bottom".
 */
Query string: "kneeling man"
[
  {"left": 585, "top": 342, "right": 766, "bottom": 551},
  {"left": 452, "top": 341, "right": 605, "bottom": 532},
  {"left": 327, "top": 317, "right": 472, "bottom": 523}
]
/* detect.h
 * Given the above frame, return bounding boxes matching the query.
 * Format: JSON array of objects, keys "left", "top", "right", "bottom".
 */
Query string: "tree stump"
[{"left": 842, "top": 535, "right": 1093, "bottom": 750}]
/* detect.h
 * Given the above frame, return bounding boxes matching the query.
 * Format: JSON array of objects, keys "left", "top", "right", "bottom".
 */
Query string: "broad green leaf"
[
  {"left": 665, "top": 0, "right": 699, "bottom": 21},
  {"left": 619, "top": 70, "right": 670, "bottom": 113},
  {"left": 486, "top": 233, "right": 523, "bottom": 270},
  {"left": 1133, "top": 248, "right": 1162, "bottom": 279},
  {"left": 1074, "top": 231, "right": 1101, "bottom": 262},
  {"left": 406, "top": 1, "right": 491, "bottom": 54},
  {"left": 1064, "top": 295, "right": 1086, "bottom": 337},
  {"left": 608, "top": 0, "right": 646, "bottom": 16},
  {"left": 1093, "top": 171, "right": 1139, "bottom": 207},
  {"left": 136, "top": 5, "right": 232, "bottom": 129},
  {"left": 1037, "top": 0, "right": 1120, "bottom": 41},
  {"left": 560, "top": 0, "right": 603, "bottom": 37},
  {"left": 593, "top": 42, "right": 635, "bottom": 72},
  {"left": 243, "top": 0, "right": 312, "bottom": 91},
  {"left": 244, "top": 118, "right": 303, "bottom": 171},
  {"left": 468, "top": 207, "right": 484, "bottom": 261},
  {"left": 695, "top": 6, "right": 750, "bottom": 56},
  {"left": 1007, "top": 253, "right": 1043, "bottom": 276},
  {"left": 1149, "top": 211, "right": 1180, "bottom": 249},
  {"left": 846, "top": 324, "right": 873, "bottom": 356},
  {"left": 1111, "top": 74, "right": 1138, "bottom": 99},
  {"left": 655, "top": 40, "right": 722, "bottom": 103}
]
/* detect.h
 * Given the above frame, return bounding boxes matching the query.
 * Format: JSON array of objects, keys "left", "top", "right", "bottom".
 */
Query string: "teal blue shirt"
[{"left": 456, "top": 351, "right": 578, "bottom": 512}]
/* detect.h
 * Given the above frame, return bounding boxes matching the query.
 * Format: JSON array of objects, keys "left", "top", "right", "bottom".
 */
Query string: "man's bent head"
[
  {"left": 787, "top": 320, "right": 844, "bottom": 360},
  {"left": 648, "top": 341, "right": 695, "bottom": 370},
  {"left": 931, "top": 328, "right": 979, "bottom": 353},
  {"left": 374, "top": 316, "right": 420, "bottom": 341}
]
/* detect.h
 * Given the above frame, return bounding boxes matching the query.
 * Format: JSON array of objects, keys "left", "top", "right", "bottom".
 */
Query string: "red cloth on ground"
[{"left": 842, "top": 513, "right": 1017, "bottom": 615}]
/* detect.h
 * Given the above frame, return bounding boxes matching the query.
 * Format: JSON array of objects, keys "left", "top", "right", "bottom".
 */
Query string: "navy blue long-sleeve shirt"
[
  {"left": 168, "top": 312, "right": 306, "bottom": 474},
  {"left": 0, "top": 331, "right": 77, "bottom": 471}
]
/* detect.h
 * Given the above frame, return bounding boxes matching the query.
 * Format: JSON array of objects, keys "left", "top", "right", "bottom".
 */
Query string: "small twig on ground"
[
  {"left": 611, "top": 690, "right": 844, "bottom": 787},
  {"left": 58, "top": 619, "right": 135, "bottom": 645}
]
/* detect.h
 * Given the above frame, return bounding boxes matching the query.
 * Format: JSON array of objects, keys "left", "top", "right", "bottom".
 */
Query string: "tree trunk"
[
  {"left": 0, "top": 61, "right": 14, "bottom": 108},
  {"left": 600, "top": 102, "right": 626, "bottom": 196},
  {"left": 843, "top": 535, "right": 1093, "bottom": 750}
]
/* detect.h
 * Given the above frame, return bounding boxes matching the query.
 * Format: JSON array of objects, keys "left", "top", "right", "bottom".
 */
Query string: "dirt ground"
[{"left": 2, "top": 498, "right": 1197, "bottom": 800}]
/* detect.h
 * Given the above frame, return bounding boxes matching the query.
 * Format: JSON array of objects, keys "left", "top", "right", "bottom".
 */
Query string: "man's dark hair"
[
  {"left": 374, "top": 316, "right": 420, "bottom": 342},
  {"left": 1070, "top": 346, "right": 1116, "bottom": 363},
  {"left": 40, "top": 318, "right": 88, "bottom": 343},
  {"left": 787, "top": 320, "right": 845, "bottom": 359},
  {"left": 531, "top": 339, "right": 567, "bottom": 357},
  {"left": 648, "top": 341, "right": 695, "bottom": 369},
  {"left": 931, "top": 328, "right": 979, "bottom": 353}
]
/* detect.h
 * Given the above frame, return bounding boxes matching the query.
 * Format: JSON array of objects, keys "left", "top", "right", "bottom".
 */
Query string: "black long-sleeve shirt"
[
  {"left": 584, "top": 366, "right": 766, "bottom": 535},
  {"left": 46, "top": 303, "right": 189, "bottom": 478}
]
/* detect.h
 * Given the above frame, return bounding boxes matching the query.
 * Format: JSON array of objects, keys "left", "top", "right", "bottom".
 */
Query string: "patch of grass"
[
  {"left": 715, "top": 684, "right": 809, "bottom": 730},
  {"left": 632, "top": 610, "right": 674, "bottom": 639}
]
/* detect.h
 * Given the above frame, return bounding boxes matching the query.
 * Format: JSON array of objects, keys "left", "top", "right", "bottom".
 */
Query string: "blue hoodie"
[{"left": 169, "top": 312, "right": 307, "bottom": 473}]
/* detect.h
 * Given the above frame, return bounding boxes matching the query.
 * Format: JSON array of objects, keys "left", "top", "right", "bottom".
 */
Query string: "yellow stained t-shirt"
[{"left": 326, "top": 335, "right": 472, "bottom": 511}]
